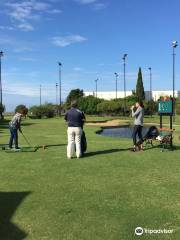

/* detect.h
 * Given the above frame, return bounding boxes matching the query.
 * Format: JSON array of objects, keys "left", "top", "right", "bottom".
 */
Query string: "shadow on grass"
[
  {"left": 142, "top": 143, "right": 180, "bottom": 152},
  {"left": 84, "top": 148, "right": 130, "bottom": 157},
  {"left": 0, "top": 119, "right": 9, "bottom": 130},
  {"left": 21, "top": 122, "right": 36, "bottom": 127},
  {"left": 0, "top": 191, "right": 31, "bottom": 240},
  {"left": 46, "top": 143, "right": 66, "bottom": 148},
  {"left": 0, "top": 143, "right": 9, "bottom": 147},
  {"left": 0, "top": 119, "right": 36, "bottom": 130},
  {"left": 85, "top": 144, "right": 180, "bottom": 157}
]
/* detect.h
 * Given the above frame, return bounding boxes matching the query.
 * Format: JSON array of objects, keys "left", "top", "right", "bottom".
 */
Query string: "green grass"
[{"left": 0, "top": 117, "right": 180, "bottom": 240}]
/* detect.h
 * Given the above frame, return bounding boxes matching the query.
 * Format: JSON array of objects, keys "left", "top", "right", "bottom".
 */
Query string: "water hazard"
[{"left": 100, "top": 126, "right": 148, "bottom": 138}]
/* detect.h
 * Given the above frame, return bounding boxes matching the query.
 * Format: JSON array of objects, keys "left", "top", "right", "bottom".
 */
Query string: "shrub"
[
  {"left": 29, "top": 104, "right": 55, "bottom": 119},
  {"left": 78, "top": 96, "right": 103, "bottom": 115},
  {"left": 0, "top": 103, "right": 5, "bottom": 120},
  {"left": 97, "top": 100, "right": 122, "bottom": 115}
]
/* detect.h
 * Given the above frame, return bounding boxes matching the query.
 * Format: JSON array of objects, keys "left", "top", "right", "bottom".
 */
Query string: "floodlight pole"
[
  {"left": 0, "top": 51, "right": 4, "bottom": 119},
  {"left": 114, "top": 72, "right": 118, "bottom": 99},
  {"left": 148, "top": 67, "right": 152, "bottom": 116},
  {"left": 95, "top": 78, "right": 98, "bottom": 98},
  {"left": 58, "top": 62, "right": 62, "bottom": 116},
  {"left": 56, "top": 82, "right": 58, "bottom": 105},
  {"left": 40, "top": 84, "right": 42, "bottom": 106},
  {"left": 172, "top": 41, "right": 178, "bottom": 122},
  {"left": 148, "top": 67, "right": 152, "bottom": 101},
  {"left": 122, "top": 54, "right": 127, "bottom": 115}
]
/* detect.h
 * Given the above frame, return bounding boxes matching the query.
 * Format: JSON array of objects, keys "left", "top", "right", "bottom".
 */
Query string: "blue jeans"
[
  {"left": 132, "top": 125, "right": 143, "bottom": 145},
  {"left": 9, "top": 128, "right": 18, "bottom": 148}
]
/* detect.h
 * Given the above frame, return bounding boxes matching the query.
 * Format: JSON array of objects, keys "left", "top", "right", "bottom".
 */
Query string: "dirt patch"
[{"left": 86, "top": 119, "right": 130, "bottom": 127}]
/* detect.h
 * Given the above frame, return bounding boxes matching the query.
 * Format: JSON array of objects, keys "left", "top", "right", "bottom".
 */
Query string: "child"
[{"left": 9, "top": 107, "right": 28, "bottom": 149}]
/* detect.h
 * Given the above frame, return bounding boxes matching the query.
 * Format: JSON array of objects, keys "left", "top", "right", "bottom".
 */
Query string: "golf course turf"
[{"left": 0, "top": 117, "right": 180, "bottom": 239}]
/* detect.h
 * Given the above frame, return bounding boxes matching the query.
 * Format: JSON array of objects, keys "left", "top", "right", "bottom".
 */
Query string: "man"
[
  {"left": 131, "top": 101, "right": 144, "bottom": 151},
  {"left": 65, "top": 100, "right": 85, "bottom": 159}
]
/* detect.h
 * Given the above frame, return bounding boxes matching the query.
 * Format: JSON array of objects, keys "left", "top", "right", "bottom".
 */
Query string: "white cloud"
[
  {"left": 93, "top": 3, "right": 106, "bottom": 10},
  {"left": 52, "top": 35, "right": 87, "bottom": 47},
  {"left": 0, "top": 25, "right": 14, "bottom": 30},
  {"left": 4, "top": 0, "right": 62, "bottom": 31},
  {"left": 18, "top": 57, "right": 37, "bottom": 62},
  {"left": 73, "top": 67, "right": 83, "bottom": 72},
  {"left": 75, "top": 0, "right": 98, "bottom": 4},
  {"left": 47, "top": 9, "right": 62, "bottom": 14},
  {"left": 13, "top": 46, "right": 33, "bottom": 53},
  {"left": 0, "top": 35, "right": 14, "bottom": 44},
  {"left": 17, "top": 22, "right": 34, "bottom": 31}
]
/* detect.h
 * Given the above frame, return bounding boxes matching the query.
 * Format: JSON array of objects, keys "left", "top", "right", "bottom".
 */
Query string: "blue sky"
[{"left": 0, "top": 0, "right": 180, "bottom": 110}]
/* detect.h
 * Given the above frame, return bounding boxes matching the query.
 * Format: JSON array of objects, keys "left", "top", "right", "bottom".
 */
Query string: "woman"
[{"left": 131, "top": 101, "right": 144, "bottom": 151}]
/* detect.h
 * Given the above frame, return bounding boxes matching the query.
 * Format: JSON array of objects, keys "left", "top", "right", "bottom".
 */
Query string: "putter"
[{"left": 21, "top": 132, "right": 32, "bottom": 148}]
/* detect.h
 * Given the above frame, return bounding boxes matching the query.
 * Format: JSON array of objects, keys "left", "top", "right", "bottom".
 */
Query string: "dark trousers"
[
  {"left": 132, "top": 125, "right": 143, "bottom": 145},
  {"left": 9, "top": 128, "right": 18, "bottom": 148}
]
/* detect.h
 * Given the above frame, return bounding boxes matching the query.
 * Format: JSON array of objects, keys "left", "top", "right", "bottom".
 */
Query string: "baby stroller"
[
  {"left": 156, "top": 128, "right": 174, "bottom": 150},
  {"left": 136, "top": 126, "right": 159, "bottom": 147}
]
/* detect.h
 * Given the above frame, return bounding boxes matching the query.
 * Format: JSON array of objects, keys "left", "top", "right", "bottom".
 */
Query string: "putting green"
[{"left": 3, "top": 146, "right": 39, "bottom": 153}]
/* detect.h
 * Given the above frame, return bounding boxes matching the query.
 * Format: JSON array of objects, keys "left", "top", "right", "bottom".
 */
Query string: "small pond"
[{"left": 99, "top": 126, "right": 149, "bottom": 138}]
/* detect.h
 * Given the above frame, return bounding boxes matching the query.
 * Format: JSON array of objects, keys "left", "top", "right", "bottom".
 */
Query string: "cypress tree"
[{"left": 136, "top": 67, "right": 145, "bottom": 101}]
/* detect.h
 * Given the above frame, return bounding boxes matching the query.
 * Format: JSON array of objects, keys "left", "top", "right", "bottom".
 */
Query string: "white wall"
[{"left": 84, "top": 90, "right": 180, "bottom": 101}]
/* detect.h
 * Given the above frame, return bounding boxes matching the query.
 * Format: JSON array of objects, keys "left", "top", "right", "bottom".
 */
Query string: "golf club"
[{"left": 21, "top": 132, "right": 32, "bottom": 148}]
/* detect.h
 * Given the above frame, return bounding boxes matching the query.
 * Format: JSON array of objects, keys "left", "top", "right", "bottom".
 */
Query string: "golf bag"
[
  {"left": 81, "top": 130, "right": 87, "bottom": 154},
  {"left": 74, "top": 130, "right": 87, "bottom": 155},
  {"left": 137, "top": 126, "right": 159, "bottom": 145}
]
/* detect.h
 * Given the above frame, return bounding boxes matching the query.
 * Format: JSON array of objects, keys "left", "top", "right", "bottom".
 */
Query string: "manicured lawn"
[{"left": 0, "top": 117, "right": 180, "bottom": 239}]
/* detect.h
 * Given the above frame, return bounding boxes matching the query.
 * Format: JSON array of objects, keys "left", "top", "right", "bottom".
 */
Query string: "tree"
[
  {"left": 0, "top": 103, "right": 5, "bottom": 120},
  {"left": 66, "top": 89, "right": 84, "bottom": 106},
  {"left": 136, "top": 67, "right": 145, "bottom": 102},
  {"left": 78, "top": 95, "right": 103, "bottom": 114},
  {"left": 29, "top": 103, "right": 55, "bottom": 119},
  {"left": 97, "top": 100, "right": 122, "bottom": 115}
]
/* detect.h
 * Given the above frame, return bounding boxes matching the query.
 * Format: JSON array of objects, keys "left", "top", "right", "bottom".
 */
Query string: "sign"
[{"left": 158, "top": 100, "right": 173, "bottom": 114}]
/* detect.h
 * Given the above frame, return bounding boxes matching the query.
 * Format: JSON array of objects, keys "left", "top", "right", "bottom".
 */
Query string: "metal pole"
[
  {"left": 0, "top": 51, "right": 3, "bottom": 119},
  {"left": 56, "top": 83, "right": 58, "bottom": 105},
  {"left": 173, "top": 47, "right": 175, "bottom": 103},
  {"left": 172, "top": 41, "right": 178, "bottom": 122},
  {"left": 148, "top": 67, "right": 152, "bottom": 116},
  {"left": 40, "top": 84, "right": 42, "bottom": 106},
  {"left": 114, "top": 73, "right": 118, "bottom": 99},
  {"left": 95, "top": 78, "right": 98, "bottom": 98},
  {"left": 122, "top": 54, "right": 127, "bottom": 115},
  {"left": 58, "top": 62, "right": 62, "bottom": 116},
  {"left": 148, "top": 67, "right": 152, "bottom": 101}
]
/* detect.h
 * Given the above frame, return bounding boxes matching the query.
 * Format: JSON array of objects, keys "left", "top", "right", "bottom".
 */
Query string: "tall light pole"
[
  {"left": 114, "top": 72, "right": 118, "bottom": 99},
  {"left": 148, "top": 67, "right": 152, "bottom": 101},
  {"left": 172, "top": 41, "right": 178, "bottom": 122},
  {"left": 56, "top": 82, "right": 58, "bottom": 105},
  {"left": 148, "top": 67, "right": 152, "bottom": 116},
  {"left": 58, "top": 62, "right": 62, "bottom": 116},
  {"left": 95, "top": 78, "right": 99, "bottom": 98},
  {"left": 39, "top": 84, "right": 42, "bottom": 106},
  {"left": 0, "top": 51, "right": 4, "bottom": 119},
  {"left": 122, "top": 53, "right": 128, "bottom": 115}
]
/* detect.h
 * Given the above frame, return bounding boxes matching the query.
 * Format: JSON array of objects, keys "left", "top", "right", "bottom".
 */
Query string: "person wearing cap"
[{"left": 65, "top": 100, "right": 85, "bottom": 159}]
